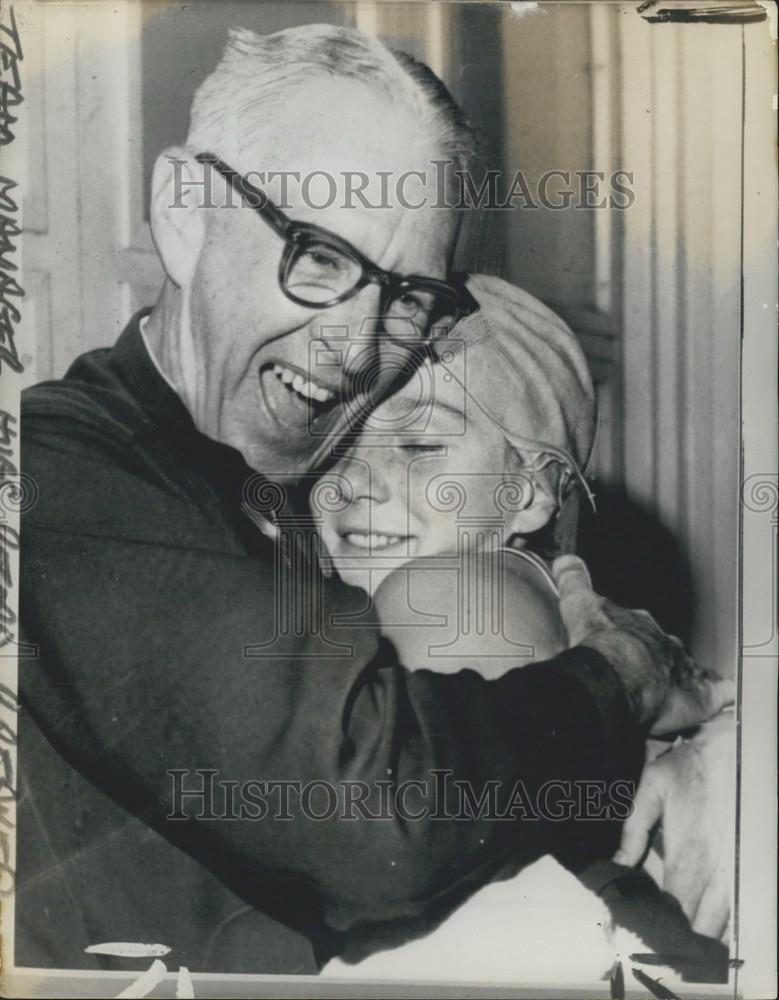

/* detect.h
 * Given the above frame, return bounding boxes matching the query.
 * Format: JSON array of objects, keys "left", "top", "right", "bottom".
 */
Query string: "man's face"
[{"left": 181, "top": 78, "right": 460, "bottom": 475}]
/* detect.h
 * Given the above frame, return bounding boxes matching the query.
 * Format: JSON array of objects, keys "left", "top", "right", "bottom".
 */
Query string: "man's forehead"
[
  {"left": 264, "top": 77, "right": 431, "bottom": 168},
  {"left": 237, "top": 78, "right": 450, "bottom": 218},
  {"left": 221, "top": 76, "right": 459, "bottom": 275}
]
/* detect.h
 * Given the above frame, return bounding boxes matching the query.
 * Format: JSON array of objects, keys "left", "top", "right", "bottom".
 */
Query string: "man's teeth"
[
  {"left": 272, "top": 364, "right": 334, "bottom": 403},
  {"left": 344, "top": 532, "right": 405, "bottom": 549}
]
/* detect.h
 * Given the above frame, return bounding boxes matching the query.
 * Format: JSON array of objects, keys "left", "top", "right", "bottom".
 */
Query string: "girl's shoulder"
[{"left": 373, "top": 548, "right": 566, "bottom": 679}]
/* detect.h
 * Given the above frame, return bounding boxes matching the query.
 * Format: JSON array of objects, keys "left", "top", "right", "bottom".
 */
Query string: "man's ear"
[{"left": 149, "top": 147, "right": 207, "bottom": 288}]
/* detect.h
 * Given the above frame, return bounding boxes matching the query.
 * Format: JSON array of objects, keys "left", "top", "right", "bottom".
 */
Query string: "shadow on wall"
[{"left": 577, "top": 483, "right": 695, "bottom": 646}]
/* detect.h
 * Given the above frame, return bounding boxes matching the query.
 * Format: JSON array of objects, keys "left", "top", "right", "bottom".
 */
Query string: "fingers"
[
  {"left": 665, "top": 856, "right": 706, "bottom": 924},
  {"left": 552, "top": 555, "right": 593, "bottom": 596},
  {"left": 613, "top": 764, "right": 665, "bottom": 867},
  {"left": 553, "top": 556, "right": 607, "bottom": 646},
  {"left": 709, "top": 677, "right": 736, "bottom": 712},
  {"left": 692, "top": 881, "right": 731, "bottom": 941}
]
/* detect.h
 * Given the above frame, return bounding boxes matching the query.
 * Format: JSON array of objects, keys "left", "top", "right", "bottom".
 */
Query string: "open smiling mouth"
[
  {"left": 259, "top": 362, "right": 341, "bottom": 432},
  {"left": 339, "top": 531, "right": 415, "bottom": 551}
]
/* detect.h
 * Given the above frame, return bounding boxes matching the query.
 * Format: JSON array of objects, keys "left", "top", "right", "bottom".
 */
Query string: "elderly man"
[{"left": 17, "top": 25, "right": 727, "bottom": 975}]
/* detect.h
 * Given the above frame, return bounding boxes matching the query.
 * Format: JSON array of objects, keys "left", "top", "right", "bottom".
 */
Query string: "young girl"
[{"left": 316, "top": 272, "right": 596, "bottom": 675}]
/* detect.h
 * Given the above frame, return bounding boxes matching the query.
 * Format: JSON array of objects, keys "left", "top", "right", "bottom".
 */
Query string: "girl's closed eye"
[{"left": 396, "top": 440, "right": 446, "bottom": 455}]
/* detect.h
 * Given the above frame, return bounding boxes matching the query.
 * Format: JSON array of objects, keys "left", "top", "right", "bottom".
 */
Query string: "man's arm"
[{"left": 17, "top": 408, "right": 713, "bottom": 934}]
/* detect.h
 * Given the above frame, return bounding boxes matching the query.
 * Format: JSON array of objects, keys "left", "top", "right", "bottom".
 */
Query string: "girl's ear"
[
  {"left": 149, "top": 147, "right": 207, "bottom": 288},
  {"left": 507, "top": 488, "right": 557, "bottom": 535}
]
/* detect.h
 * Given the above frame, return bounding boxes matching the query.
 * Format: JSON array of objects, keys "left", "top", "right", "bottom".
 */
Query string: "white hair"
[{"left": 186, "top": 24, "right": 477, "bottom": 170}]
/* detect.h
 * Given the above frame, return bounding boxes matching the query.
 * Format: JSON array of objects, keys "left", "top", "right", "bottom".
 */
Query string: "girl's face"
[{"left": 317, "top": 359, "right": 533, "bottom": 593}]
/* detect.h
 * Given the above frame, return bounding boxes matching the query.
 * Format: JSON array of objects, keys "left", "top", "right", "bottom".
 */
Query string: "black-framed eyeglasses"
[{"left": 196, "top": 152, "right": 476, "bottom": 341}]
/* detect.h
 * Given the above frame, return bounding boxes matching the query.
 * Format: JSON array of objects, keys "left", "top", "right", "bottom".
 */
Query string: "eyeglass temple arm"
[{"left": 194, "top": 152, "right": 291, "bottom": 233}]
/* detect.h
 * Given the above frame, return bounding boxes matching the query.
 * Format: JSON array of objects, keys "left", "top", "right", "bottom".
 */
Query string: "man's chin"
[
  {"left": 238, "top": 440, "right": 315, "bottom": 479},
  {"left": 219, "top": 409, "right": 321, "bottom": 478}
]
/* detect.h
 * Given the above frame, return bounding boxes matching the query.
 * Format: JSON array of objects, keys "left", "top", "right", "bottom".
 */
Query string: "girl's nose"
[{"left": 339, "top": 448, "right": 391, "bottom": 505}]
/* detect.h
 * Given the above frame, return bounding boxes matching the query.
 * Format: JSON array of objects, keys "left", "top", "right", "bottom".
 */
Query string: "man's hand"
[
  {"left": 553, "top": 555, "right": 734, "bottom": 734},
  {"left": 614, "top": 714, "right": 736, "bottom": 940}
]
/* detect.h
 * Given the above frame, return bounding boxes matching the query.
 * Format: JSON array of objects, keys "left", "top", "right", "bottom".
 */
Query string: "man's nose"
[
  {"left": 316, "top": 284, "right": 383, "bottom": 347},
  {"left": 315, "top": 285, "right": 400, "bottom": 389}
]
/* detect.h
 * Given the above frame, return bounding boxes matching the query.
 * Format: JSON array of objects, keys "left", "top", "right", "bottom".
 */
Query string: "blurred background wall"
[{"left": 16, "top": 0, "right": 749, "bottom": 675}]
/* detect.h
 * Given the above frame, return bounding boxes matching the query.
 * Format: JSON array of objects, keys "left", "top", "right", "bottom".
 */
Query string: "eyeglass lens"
[{"left": 285, "top": 239, "right": 457, "bottom": 339}]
